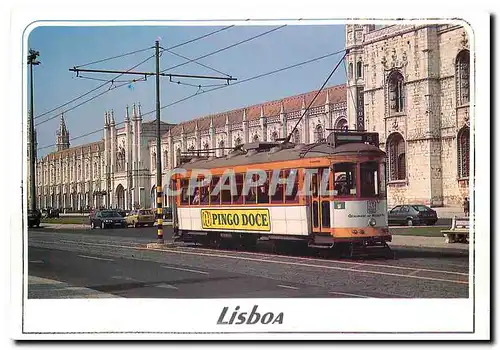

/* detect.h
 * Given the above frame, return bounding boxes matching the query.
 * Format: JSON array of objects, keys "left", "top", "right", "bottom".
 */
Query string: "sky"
[{"left": 28, "top": 23, "right": 348, "bottom": 158}]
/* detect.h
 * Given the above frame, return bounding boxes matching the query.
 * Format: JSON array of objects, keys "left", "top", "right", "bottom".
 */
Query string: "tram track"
[{"left": 29, "top": 236, "right": 469, "bottom": 285}]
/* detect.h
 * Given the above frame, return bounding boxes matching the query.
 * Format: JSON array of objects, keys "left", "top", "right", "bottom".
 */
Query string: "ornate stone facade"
[
  {"left": 346, "top": 23, "right": 471, "bottom": 207},
  {"left": 35, "top": 105, "right": 173, "bottom": 210}
]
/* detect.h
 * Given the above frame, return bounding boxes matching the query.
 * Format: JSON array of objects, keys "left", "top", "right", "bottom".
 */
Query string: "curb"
[
  {"left": 35, "top": 222, "right": 174, "bottom": 230},
  {"left": 389, "top": 244, "right": 469, "bottom": 255}
]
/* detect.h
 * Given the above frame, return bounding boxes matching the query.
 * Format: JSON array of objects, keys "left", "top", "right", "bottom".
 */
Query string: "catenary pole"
[
  {"left": 69, "top": 41, "right": 236, "bottom": 245},
  {"left": 28, "top": 49, "right": 40, "bottom": 212},
  {"left": 155, "top": 40, "right": 164, "bottom": 244}
]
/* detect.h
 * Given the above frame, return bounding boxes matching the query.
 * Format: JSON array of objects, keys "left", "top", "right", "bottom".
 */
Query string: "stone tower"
[
  {"left": 345, "top": 24, "right": 375, "bottom": 130},
  {"left": 56, "top": 114, "right": 70, "bottom": 151}
]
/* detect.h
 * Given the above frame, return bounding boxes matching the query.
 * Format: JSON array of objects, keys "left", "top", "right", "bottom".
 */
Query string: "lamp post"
[{"left": 28, "top": 49, "right": 40, "bottom": 212}]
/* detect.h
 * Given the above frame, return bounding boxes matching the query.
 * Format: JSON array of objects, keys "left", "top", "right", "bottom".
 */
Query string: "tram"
[{"left": 169, "top": 130, "right": 393, "bottom": 258}]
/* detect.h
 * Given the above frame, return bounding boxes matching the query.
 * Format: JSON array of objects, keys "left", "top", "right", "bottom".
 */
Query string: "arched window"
[
  {"left": 457, "top": 126, "right": 470, "bottom": 178},
  {"left": 271, "top": 131, "right": 278, "bottom": 142},
  {"left": 253, "top": 134, "right": 259, "bottom": 142},
  {"left": 386, "top": 133, "right": 406, "bottom": 181},
  {"left": 151, "top": 152, "right": 156, "bottom": 170},
  {"left": 348, "top": 62, "right": 353, "bottom": 80},
  {"left": 356, "top": 61, "right": 363, "bottom": 78},
  {"left": 176, "top": 148, "right": 181, "bottom": 166},
  {"left": 219, "top": 139, "right": 225, "bottom": 157},
  {"left": 456, "top": 50, "right": 470, "bottom": 106},
  {"left": 314, "top": 124, "right": 324, "bottom": 143},
  {"left": 335, "top": 117, "right": 348, "bottom": 131},
  {"left": 388, "top": 71, "right": 405, "bottom": 114},
  {"left": 292, "top": 129, "right": 300, "bottom": 143},
  {"left": 163, "top": 150, "right": 168, "bottom": 169}
]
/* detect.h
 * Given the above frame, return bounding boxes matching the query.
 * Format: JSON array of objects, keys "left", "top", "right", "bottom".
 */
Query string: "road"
[{"left": 27, "top": 226, "right": 469, "bottom": 299}]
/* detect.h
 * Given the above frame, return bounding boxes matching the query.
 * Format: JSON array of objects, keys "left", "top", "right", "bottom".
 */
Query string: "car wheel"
[
  {"left": 90, "top": 221, "right": 95, "bottom": 229},
  {"left": 101, "top": 222, "right": 105, "bottom": 229},
  {"left": 407, "top": 219, "right": 413, "bottom": 227},
  {"left": 134, "top": 221, "right": 139, "bottom": 228}
]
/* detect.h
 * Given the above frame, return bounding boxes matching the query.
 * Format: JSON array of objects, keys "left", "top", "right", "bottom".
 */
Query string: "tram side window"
[
  {"left": 210, "top": 176, "right": 220, "bottom": 205},
  {"left": 319, "top": 168, "right": 332, "bottom": 196},
  {"left": 220, "top": 175, "right": 232, "bottom": 205},
  {"left": 258, "top": 174, "right": 270, "bottom": 204},
  {"left": 360, "top": 161, "right": 379, "bottom": 198},
  {"left": 180, "top": 179, "right": 189, "bottom": 205},
  {"left": 190, "top": 176, "right": 204, "bottom": 205},
  {"left": 200, "top": 180, "right": 209, "bottom": 205},
  {"left": 333, "top": 163, "right": 356, "bottom": 196},
  {"left": 232, "top": 174, "right": 244, "bottom": 204},
  {"left": 284, "top": 169, "right": 299, "bottom": 203},
  {"left": 379, "top": 162, "right": 387, "bottom": 196},
  {"left": 271, "top": 170, "right": 284, "bottom": 204},
  {"left": 245, "top": 173, "right": 258, "bottom": 204}
]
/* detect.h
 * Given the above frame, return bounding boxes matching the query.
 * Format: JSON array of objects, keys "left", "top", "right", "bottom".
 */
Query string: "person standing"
[{"left": 463, "top": 197, "right": 470, "bottom": 217}]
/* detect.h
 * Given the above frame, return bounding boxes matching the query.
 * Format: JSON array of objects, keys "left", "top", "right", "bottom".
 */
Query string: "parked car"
[
  {"left": 116, "top": 209, "right": 128, "bottom": 218},
  {"left": 43, "top": 208, "right": 60, "bottom": 218},
  {"left": 163, "top": 207, "right": 173, "bottom": 220},
  {"left": 90, "top": 209, "right": 126, "bottom": 229},
  {"left": 154, "top": 207, "right": 173, "bottom": 220},
  {"left": 126, "top": 209, "right": 155, "bottom": 227},
  {"left": 388, "top": 204, "right": 438, "bottom": 226},
  {"left": 28, "top": 209, "right": 41, "bottom": 228}
]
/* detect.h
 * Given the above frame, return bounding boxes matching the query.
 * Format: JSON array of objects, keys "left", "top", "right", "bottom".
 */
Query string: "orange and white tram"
[{"left": 169, "top": 130, "right": 393, "bottom": 258}]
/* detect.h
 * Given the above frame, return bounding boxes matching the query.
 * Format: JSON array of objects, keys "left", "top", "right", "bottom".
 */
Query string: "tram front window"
[
  {"left": 360, "top": 161, "right": 380, "bottom": 198},
  {"left": 333, "top": 163, "right": 356, "bottom": 197}
]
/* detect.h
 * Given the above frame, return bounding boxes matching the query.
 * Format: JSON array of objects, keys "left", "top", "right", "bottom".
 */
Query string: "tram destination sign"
[{"left": 201, "top": 208, "right": 271, "bottom": 232}]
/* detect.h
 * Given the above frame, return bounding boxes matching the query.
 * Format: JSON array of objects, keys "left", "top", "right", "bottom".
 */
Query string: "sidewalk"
[
  {"left": 390, "top": 235, "right": 469, "bottom": 252},
  {"left": 28, "top": 275, "right": 119, "bottom": 298}
]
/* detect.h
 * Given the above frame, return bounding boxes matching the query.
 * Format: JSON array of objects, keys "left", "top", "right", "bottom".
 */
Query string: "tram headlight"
[{"left": 368, "top": 218, "right": 377, "bottom": 227}]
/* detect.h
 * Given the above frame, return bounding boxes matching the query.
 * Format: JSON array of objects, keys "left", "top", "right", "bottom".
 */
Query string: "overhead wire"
[
  {"left": 343, "top": 57, "right": 358, "bottom": 128},
  {"left": 74, "top": 46, "right": 154, "bottom": 68},
  {"left": 34, "top": 25, "right": 236, "bottom": 121},
  {"left": 34, "top": 53, "right": 155, "bottom": 122},
  {"left": 286, "top": 49, "right": 349, "bottom": 143},
  {"left": 140, "top": 48, "right": 347, "bottom": 118},
  {"left": 36, "top": 47, "right": 348, "bottom": 152},
  {"left": 160, "top": 25, "right": 287, "bottom": 74},
  {"left": 35, "top": 54, "right": 155, "bottom": 126},
  {"left": 161, "top": 47, "right": 231, "bottom": 77},
  {"left": 77, "top": 75, "right": 142, "bottom": 84}
]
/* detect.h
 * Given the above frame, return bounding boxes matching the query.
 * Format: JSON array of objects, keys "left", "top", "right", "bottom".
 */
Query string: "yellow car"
[{"left": 125, "top": 209, "right": 155, "bottom": 228}]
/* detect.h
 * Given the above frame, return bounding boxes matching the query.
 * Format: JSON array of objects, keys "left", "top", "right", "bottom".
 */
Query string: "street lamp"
[{"left": 28, "top": 49, "right": 40, "bottom": 212}]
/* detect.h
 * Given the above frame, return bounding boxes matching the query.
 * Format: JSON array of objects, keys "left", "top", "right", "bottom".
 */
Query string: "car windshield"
[
  {"left": 101, "top": 211, "right": 119, "bottom": 217},
  {"left": 412, "top": 205, "right": 430, "bottom": 212}
]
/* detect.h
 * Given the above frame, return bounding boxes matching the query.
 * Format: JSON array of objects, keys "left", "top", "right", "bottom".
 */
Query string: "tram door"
[{"left": 310, "top": 168, "right": 332, "bottom": 233}]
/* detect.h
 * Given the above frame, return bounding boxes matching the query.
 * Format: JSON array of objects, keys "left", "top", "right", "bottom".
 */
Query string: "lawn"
[
  {"left": 41, "top": 216, "right": 89, "bottom": 225},
  {"left": 389, "top": 226, "right": 447, "bottom": 237}
]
